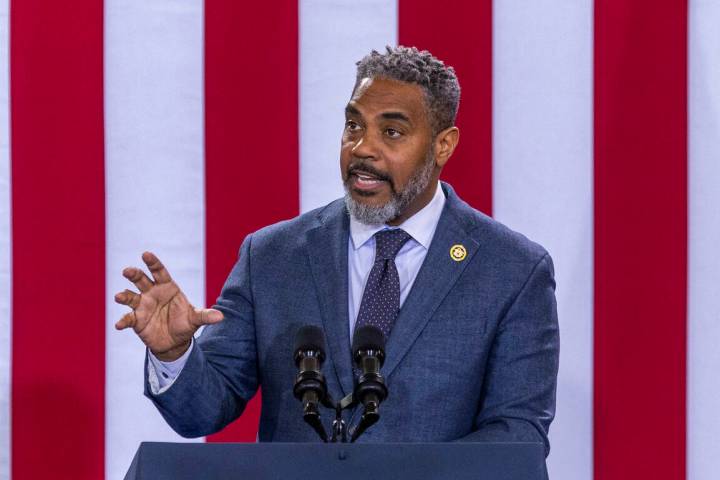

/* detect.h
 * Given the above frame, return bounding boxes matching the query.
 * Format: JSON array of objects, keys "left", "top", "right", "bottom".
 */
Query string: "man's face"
[{"left": 341, "top": 77, "right": 438, "bottom": 225}]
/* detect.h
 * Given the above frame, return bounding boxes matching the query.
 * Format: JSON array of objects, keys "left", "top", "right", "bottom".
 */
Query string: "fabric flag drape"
[{"left": 0, "top": 1, "right": 718, "bottom": 479}]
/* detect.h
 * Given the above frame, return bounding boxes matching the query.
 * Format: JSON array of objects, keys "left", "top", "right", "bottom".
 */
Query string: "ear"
[{"left": 433, "top": 126, "right": 460, "bottom": 168}]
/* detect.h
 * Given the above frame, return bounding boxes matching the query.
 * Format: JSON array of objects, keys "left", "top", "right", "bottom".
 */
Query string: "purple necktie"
[{"left": 354, "top": 229, "right": 412, "bottom": 339}]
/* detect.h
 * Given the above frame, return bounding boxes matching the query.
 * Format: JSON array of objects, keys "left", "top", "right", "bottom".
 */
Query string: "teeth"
[{"left": 357, "top": 173, "right": 378, "bottom": 181}]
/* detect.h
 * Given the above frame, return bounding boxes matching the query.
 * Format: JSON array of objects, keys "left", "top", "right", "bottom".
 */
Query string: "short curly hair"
[{"left": 354, "top": 45, "right": 461, "bottom": 135}]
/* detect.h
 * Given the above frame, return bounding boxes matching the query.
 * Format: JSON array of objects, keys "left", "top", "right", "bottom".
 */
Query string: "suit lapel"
[
  {"left": 382, "top": 193, "right": 480, "bottom": 379},
  {"left": 305, "top": 203, "right": 355, "bottom": 397}
]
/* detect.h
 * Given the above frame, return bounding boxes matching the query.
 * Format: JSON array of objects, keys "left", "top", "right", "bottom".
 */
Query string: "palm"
[
  {"left": 114, "top": 252, "right": 223, "bottom": 360},
  {"left": 133, "top": 282, "right": 194, "bottom": 354}
]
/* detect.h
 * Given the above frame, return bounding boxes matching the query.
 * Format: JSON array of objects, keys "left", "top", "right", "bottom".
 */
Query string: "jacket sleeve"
[
  {"left": 457, "top": 253, "right": 559, "bottom": 456},
  {"left": 144, "top": 234, "right": 259, "bottom": 438}
]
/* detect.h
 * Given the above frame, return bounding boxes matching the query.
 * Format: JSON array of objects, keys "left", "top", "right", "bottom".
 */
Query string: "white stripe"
[
  {"left": 299, "top": 0, "right": 398, "bottom": 213},
  {"left": 104, "top": 1, "right": 206, "bottom": 479},
  {"left": 0, "top": 0, "right": 11, "bottom": 477},
  {"left": 688, "top": 1, "right": 720, "bottom": 478},
  {"left": 492, "top": 2, "right": 594, "bottom": 479}
]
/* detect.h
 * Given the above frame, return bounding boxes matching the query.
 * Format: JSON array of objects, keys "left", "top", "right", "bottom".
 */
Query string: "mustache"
[{"left": 346, "top": 162, "right": 393, "bottom": 185}]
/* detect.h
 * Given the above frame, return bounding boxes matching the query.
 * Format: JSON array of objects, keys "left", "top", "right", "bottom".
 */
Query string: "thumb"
[{"left": 193, "top": 308, "right": 224, "bottom": 326}]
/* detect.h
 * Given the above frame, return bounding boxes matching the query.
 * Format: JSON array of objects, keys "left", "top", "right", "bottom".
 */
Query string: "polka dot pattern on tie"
[{"left": 354, "top": 229, "right": 412, "bottom": 339}]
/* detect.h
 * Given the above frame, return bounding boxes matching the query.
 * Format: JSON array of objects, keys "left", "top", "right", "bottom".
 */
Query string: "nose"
[{"left": 350, "top": 129, "right": 381, "bottom": 160}]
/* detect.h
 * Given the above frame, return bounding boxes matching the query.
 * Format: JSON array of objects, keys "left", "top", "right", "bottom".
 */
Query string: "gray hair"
[{"left": 354, "top": 45, "right": 461, "bottom": 135}]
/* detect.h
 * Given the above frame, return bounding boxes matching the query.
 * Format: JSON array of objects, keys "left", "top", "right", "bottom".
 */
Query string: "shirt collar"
[{"left": 349, "top": 181, "right": 446, "bottom": 251}]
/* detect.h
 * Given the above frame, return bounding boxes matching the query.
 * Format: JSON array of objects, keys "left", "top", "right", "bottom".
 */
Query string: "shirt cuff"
[{"left": 147, "top": 339, "right": 194, "bottom": 395}]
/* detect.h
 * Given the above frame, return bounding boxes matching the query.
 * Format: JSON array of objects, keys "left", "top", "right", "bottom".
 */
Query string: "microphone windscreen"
[
  {"left": 294, "top": 325, "right": 325, "bottom": 353},
  {"left": 352, "top": 325, "right": 386, "bottom": 353}
]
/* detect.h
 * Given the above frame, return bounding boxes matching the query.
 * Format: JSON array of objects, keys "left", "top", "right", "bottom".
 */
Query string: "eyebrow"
[
  {"left": 345, "top": 104, "right": 361, "bottom": 117},
  {"left": 380, "top": 111, "right": 411, "bottom": 123},
  {"left": 345, "top": 104, "right": 412, "bottom": 124}
]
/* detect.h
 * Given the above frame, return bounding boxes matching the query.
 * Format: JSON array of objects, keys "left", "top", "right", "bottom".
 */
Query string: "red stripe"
[
  {"left": 204, "top": 0, "right": 299, "bottom": 441},
  {"left": 594, "top": 2, "right": 687, "bottom": 479},
  {"left": 10, "top": 0, "right": 105, "bottom": 478},
  {"left": 399, "top": 0, "right": 493, "bottom": 215}
]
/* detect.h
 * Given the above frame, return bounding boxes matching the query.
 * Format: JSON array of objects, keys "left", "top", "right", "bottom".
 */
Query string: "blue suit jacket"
[{"left": 147, "top": 183, "right": 559, "bottom": 453}]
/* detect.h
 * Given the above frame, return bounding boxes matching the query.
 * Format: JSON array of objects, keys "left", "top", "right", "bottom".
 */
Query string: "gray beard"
[{"left": 344, "top": 152, "right": 435, "bottom": 226}]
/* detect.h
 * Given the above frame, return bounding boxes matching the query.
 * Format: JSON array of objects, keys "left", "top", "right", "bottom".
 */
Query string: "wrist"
[{"left": 151, "top": 340, "right": 191, "bottom": 362}]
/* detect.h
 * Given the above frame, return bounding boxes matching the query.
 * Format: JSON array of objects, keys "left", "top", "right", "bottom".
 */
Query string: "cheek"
[
  {"left": 339, "top": 146, "right": 354, "bottom": 179},
  {"left": 386, "top": 156, "right": 420, "bottom": 186},
  {"left": 339, "top": 144, "right": 351, "bottom": 164}
]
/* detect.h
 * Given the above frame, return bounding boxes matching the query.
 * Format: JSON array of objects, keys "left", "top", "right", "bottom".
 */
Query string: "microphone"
[
  {"left": 293, "top": 325, "right": 329, "bottom": 442},
  {"left": 350, "top": 325, "right": 388, "bottom": 442}
]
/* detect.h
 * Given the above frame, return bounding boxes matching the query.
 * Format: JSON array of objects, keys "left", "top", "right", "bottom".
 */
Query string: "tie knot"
[{"left": 374, "top": 229, "right": 412, "bottom": 261}]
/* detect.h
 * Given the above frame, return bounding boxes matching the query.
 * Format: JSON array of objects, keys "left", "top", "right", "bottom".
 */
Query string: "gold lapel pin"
[{"left": 449, "top": 244, "right": 467, "bottom": 262}]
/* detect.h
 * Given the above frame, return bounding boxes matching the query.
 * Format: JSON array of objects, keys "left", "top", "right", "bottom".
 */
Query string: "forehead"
[{"left": 348, "top": 77, "right": 427, "bottom": 120}]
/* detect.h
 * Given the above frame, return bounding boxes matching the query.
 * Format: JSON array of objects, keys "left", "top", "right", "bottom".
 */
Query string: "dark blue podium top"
[{"left": 125, "top": 442, "right": 548, "bottom": 480}]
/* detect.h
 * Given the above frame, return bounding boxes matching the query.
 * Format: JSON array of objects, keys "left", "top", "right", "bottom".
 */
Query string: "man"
[{"left": 115, "top": 46, "right": 559, "bottom": 453}]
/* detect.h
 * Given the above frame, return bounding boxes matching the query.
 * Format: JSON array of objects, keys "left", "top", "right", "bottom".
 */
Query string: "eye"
[
  {"left": 345, "top": 120, "right": 361, "bottom": 132},
  {"left": 385, "top": 128, "right": 402, "bottom": 138}
]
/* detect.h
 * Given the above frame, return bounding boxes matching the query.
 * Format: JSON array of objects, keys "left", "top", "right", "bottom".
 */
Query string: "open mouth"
[
  {"left": 353, "top": 172, "right": 385, "bottom": 188},
  {"left": 347, "top": 167, "right": 391, "bottom": 193}
]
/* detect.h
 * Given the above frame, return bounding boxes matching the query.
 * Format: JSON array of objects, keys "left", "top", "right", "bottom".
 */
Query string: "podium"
[{"left": 124, "top": 442, "right": 548, "bottom": 480}]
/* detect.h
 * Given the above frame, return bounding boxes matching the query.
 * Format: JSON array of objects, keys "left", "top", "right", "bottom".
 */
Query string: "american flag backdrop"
[{"left": 0, "top": 0, "right": 718, "bottom": 479}]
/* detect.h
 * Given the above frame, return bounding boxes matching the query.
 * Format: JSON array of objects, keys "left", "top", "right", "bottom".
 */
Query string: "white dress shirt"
[{"left": 148, "top": 182, "right": 446, "bottom": 393}]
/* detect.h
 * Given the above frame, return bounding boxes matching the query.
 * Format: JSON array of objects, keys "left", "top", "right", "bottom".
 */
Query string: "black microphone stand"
[
  {"left": 330, "top": 402, "right": 348, "bottom": 443},
  {"left": 304, "top": 386, "right": 382, "bottom": 443}
]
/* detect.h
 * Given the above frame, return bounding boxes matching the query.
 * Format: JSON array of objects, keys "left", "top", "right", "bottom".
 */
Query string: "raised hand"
[{"left": 114, "top": 251, "right": 224, "bottom": 361}]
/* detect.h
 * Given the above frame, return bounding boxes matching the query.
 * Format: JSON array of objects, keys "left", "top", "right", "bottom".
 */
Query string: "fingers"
[
  {"left": 192, "top": 308, "right": 224, "bottom": 327},
  {"left": 122, "top": 266, "right": 154, "bottom": 293},
  {"left": 115, "top": 311, "right": 137, "bottom": 330},
  {"left": 142, "top": 251, "right": 172, "bottom": 284},
  {"left": 114, "top": 288, "right": 140, "bottom": 331},
  {"left": 114, "top": 289, "right": 141, "bottom": 309}
]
